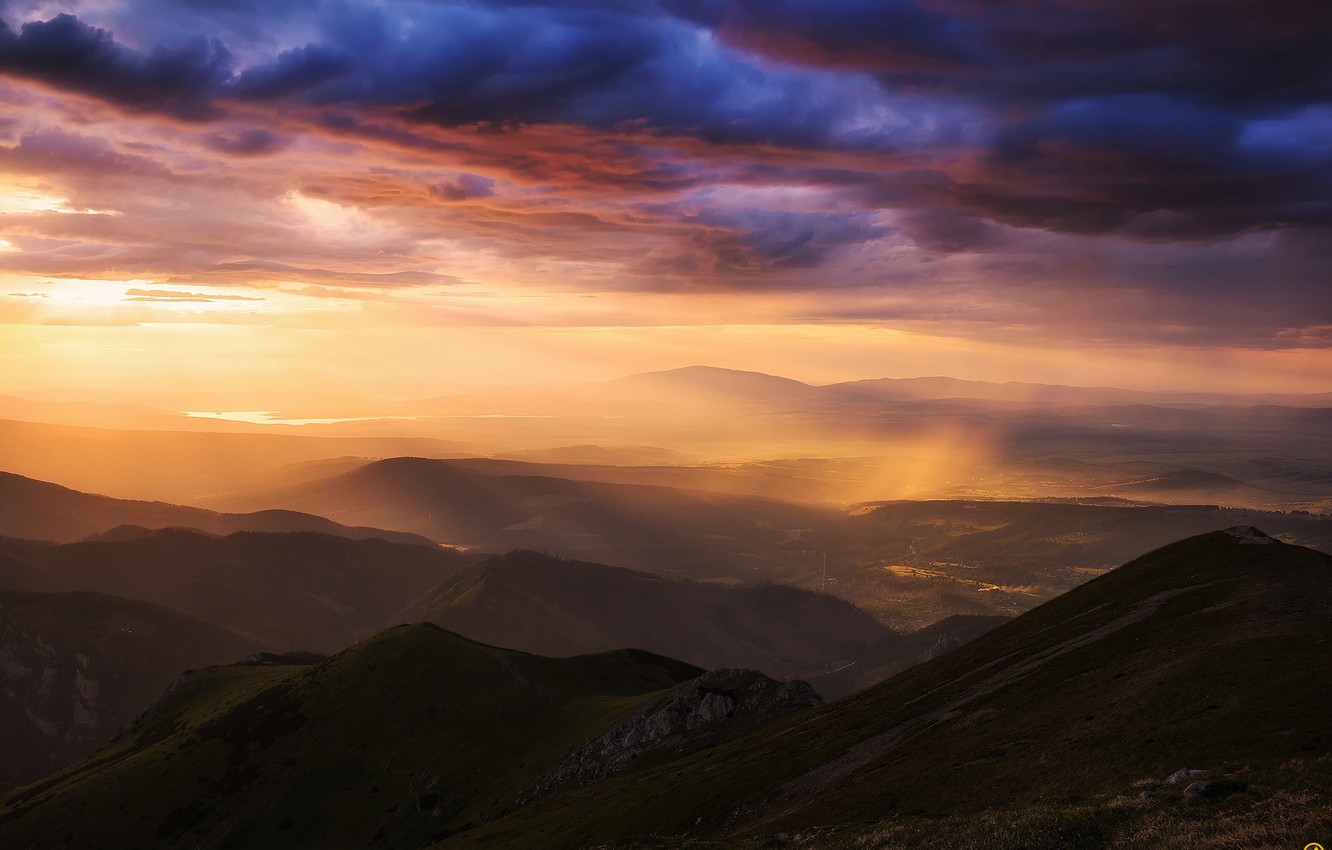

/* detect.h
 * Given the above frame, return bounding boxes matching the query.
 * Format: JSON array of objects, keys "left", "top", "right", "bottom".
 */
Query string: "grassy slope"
[
  {"left": 0, "top": 625, "right": 702, "bottom": 850},
  {"left": 438, "top": 530, "right": 1332, "bottom": 849},
  {"left": 419, "top": 550, "right": 897, "bottom": 685}
]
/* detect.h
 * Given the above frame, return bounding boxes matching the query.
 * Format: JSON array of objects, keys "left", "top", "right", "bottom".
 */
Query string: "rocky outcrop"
[
  {"left": 1225, "top": 526, "right": 1275, "bottom": 545},
  {"left": 0, "top": 622, "right": 105, "bottom": 782},
  {"left": 0, "top": 589, "right": 260, "bottom": 785},
  {"left": 524, "top": 669, "right": 820, "bottom": 802},
  {"left": 1166, "top": 767, "right": 1205, "bottom": 784}
]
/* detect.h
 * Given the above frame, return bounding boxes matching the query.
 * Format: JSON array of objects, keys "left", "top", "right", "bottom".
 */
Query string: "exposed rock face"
[
  {"left": 0, "top": 622, "right": 104, "bottom": 781},
  {"left": 0, "top": 591, "right": 260, "bottom": 785},
  {"left": 923, "top": 633, "right": 964, "bottom": 661},
  {"left": 525, "top": 669, "right": 821, "bottom": 801},
  {"left": 1166, "top": 768, "right": 1206, "bottom": 784},
  {"left": 1225, "top": 526, "right": 1275, "bottom": 545}
]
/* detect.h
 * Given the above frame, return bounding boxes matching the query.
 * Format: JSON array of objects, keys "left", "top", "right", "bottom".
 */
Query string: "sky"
[{"left": 0, "top": 0, "right": 1330, "bottom": 396}]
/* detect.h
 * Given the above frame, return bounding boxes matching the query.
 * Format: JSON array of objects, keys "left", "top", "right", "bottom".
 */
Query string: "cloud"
[
  {"left": 0, "top": 1, "right": 1328, "bottom": 351},
  {"left": 430, "top": 173, "right": 496, "bottom": 202},
  {"left": 122, "top": 287, "right": 264, "bottom": 302},
  {"left": 200, "top": 128, "right": 289, "bottom": 156},
  {"left": 0, "top": 13, "right": 232, "bottom": 118}
]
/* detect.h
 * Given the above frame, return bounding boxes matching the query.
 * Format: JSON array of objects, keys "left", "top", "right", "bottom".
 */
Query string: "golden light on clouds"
[{"left": 0, "top": 0, "right": 1326, "bottom": 411}]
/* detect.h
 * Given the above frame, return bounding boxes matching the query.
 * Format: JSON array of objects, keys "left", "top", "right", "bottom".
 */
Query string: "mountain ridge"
[{"left": 434, "top": 527, "right": 1332, "bottom": 848}]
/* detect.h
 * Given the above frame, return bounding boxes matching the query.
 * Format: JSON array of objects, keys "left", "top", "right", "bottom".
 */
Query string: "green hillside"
[
  {"left": 0, "top": 626, "right": 714, "bottom": 849},
  {"left": 4, "top": 528, "right": 1328, "bottom": 850},
  {"left": 436, "top": 527, "right": 1332, "bottom": 849}
]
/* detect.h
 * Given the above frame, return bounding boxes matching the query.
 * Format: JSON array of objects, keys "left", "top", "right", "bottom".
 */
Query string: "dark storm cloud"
[
  {"left": 0, "top": 13, "right": 232, "bottom": 118},
  {"left": 0, "top": 4, "right": 935, "bottom": 148},
  {"left": 706, "top": 0, "right": 1332, "bottom": 240},
  {"left": 1, "top": 0, "right": 1323, "bottom": 243},
  {"left": 634, "top": 207, "right": 890, "bottom": 280},
  {"left": 0, "top": 0, "right": 1328, "bottom": 342},
  {"left": 718, "top": 0, "right": 1332, "bottom": 107}
]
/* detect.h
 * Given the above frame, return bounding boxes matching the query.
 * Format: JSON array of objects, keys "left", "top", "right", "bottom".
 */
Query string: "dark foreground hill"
[
  {"left": 0, "top": 587, "right": 261, "bottom": 785},
  {"left": 417, "top": 550, "right": 1000, "bottom": 698},
  {"left": 0, "top": 470, "right": 436, "bottom": 546},
  {"left": 435, "top": 527, "right": 1332, "bottom": 848},
  {"left": 0, "top": 528, "right": 474, "bottom": 652},
  {"left": 2, "top": 528, "right": 1327, "bottom": 850},
  {"left": 0, "top": 626, "right": 818, "bottom": 849}
]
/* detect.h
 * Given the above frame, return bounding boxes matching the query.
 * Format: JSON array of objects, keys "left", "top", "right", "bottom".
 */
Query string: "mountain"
[
  {"left": 840, "top": 499, "right": 1332, "bottom": 629},
  {"left": 0, "top": 471, "right": 436, "bottom": 546},
  {"left": 801, "top": 613, "right": 1012, "bottom": 698},
  {"left": 0, "top": 587, "right": 261, "bottom": 785},
  {"left": 432, "top": 527, "right": 1332, "bottom": 848},
  {"left": 0, "top": 419, "right": 471, "bottom": 503},
  {"left": 0, "top": 626, "right": 818, "bottom": 849},
  {"left": 4, "top": 528, "right": 1327, "bottom": 849},
  {"left": 0, "top": 528, "right": 473, "bottom": 652},
  {"left": 830, "top": 375, "right": 1332, "bottom": 408},
  {"left": 210, "top": 456, "right": 839, "bottom": 578},
  {"left": 608, "top": 365, "right": 837, "bottom": 409},
  {"left": 417, "top": 550, "right": 901, "bottom": 694}
]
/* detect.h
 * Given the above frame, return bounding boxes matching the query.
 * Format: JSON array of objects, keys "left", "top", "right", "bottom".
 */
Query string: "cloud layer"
[{"left": 0, "top": 0, "right": 1328, "bottom": 348}]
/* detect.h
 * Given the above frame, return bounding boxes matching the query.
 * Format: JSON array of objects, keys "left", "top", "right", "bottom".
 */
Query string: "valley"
[{"left": 0, "top": 367, "right": 1329, "bottom": 847}]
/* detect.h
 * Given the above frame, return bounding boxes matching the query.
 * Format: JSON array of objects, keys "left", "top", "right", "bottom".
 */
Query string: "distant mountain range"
[
  {"left": 423, "top": 365, "right": 1332, "bottom": 412},
  {"left": 208, "top": 456, "right": 838, "bottom": 576},
  {"left": 418, "top": 549, "right": 994, "bottom": 696},
  {"left": 0, "top": 418, "right": 471, "bottom": 503},
  {"left": 0, "top": 528, "right": 470, "bottom": 653},
  {"left": 4, "top": 528, "right": 1328, "bottom": 848},
  {"left": 0, "top": 470, "right": 436, "bottom": 546},
  {"left": 3, "top": 365, "right": 1332, "bottom": 512}
]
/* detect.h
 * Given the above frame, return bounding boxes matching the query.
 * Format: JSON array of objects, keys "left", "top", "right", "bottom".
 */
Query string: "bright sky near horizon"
[{"left": 1, "top": 1, "right": 1330, "bottom": 398}]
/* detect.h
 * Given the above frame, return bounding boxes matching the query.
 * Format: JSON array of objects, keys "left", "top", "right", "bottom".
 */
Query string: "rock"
[
  {"left": 1224, "top": 526, "right": 1275, "bottom": 545},
  {"left": 523, "top": 669, "right": 821, "bottom": 802},
  {"left": 924, "top": 634, "right": 964, "bottom": 661},
  {"left": 1166, "top": 768, "right": 1205, "bottom": 784}
]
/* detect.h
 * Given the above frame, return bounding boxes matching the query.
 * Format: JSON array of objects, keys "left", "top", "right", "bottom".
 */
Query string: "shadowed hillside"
[
  {"left": 212, "top": 457, "right": 839, "bottom": 578},
  {"left": 0, "top": 626, "right": 817, "bottom": 849},
  {"left": 0, "top": 471, "right": 436, "bottom": 546},
  {"left": 0, "top": 588, "right": 261, "bottom": 785},
  {"left": 418, "top": 550, "right": 904, "bottom": 694},
  {"left": 3, "top": 529, "right": 1328, "bottom": 849},
  {"left": 0, "top": 529, "right": 474, "bottom": 652},
  {"left": 432, "top": 528, "right": 1332, "bottom": 849}
]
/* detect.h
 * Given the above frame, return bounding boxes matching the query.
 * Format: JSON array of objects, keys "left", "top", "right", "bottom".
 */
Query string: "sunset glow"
[{"left": 0, "top": 1, "right": 1327, "bottom": 403}]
